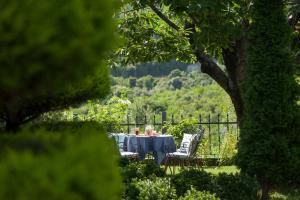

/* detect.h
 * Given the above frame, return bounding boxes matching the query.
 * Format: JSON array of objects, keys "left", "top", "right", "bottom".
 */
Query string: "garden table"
[{"left": 124, "top": 135, "right": 176, "bottom": 165}]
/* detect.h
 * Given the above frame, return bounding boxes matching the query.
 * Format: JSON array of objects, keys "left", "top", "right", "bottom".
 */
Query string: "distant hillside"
[{"left": 111, "top": 60, "right": 199, "bottom": 77}]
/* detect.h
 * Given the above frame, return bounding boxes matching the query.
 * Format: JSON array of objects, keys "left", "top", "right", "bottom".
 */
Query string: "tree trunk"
[
  {"left": 221, "top": 38, "right": 248, "bottom": 125},
  {"left": 228, "top": 88, "right": 243, "bottom": 125},
  {"left": 4, "top": 109, "right": 21, "bottom": 133},
  {"left": 5, "top": 118, "right": 20, "bottom": 133},
  {"left": 260, "top": 179, "right": 270, "bottom": 200},
  {"left": 199, "top": 55, "right": 245, "bottom": 124}
]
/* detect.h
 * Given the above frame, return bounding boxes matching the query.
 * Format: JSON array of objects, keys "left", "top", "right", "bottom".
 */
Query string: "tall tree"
[
  {"left": 236, "top": 0, "right": 299, "bottom": 199},
  {"left": 115, "top": 0, "right": 300, "bottom": 122},
  {"left": 0, "top": 0, "right": 119, "bottom": 132}
]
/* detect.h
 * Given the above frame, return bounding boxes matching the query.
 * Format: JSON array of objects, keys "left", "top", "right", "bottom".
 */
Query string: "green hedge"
[
  {"left": 121, "top": 161, "right": 165, "bottom": 184},
  {"left": 214, "top": 173, "right": 259, "bottom": 200},
  {"left": 170, "top": 169, "right": 258, "bottom": 200},
  {"left": 170, "top": 169, "right": 214, "bottom": 197},
  {"left": 0, "top": 126, "right": 122, "bottom": 200}
]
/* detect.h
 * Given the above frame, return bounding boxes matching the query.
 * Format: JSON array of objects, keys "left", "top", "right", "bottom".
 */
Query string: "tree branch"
[
  {"left": 195, "top": 50, "right": 231, "bottom": 93},
  {"left": 20, "top": 114, "right": 39, "bottom": 125},
  {"left": 182, "top": 21, "right": 231, "bottom": 93},
  {"left": 147, "top": 6, "right": 230, "bottom": 94},
  {"left": 147, "top": 4, "right": 180, "bottom": 31}
]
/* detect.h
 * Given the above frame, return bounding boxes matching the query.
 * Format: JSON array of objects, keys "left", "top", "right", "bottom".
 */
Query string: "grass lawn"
[
  {"left": 203, "top": 166, "right": 239, "bottom": 175},
  {"left": 165, "top": 165, "right": 239, "bottom": 175},
  {"left": 270, "top": 189, "right": 300, "bottom": 200}
]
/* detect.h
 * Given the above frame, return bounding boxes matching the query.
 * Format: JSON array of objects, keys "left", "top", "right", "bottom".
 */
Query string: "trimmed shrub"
[
  {"left": 170, "top": 169, "right": 259, "bottom": 200},
  {"left": 170, "top": 169, "right": 214, "bottom": 197},
  {"left": 129, "top": 178, "right": 177, "bottom": 200},
  {"left": 119, "top": 157, "right": 130, "bottom": 167},
  {"left": 121, "top": 163, "right": 144, "bottom": 184},
  {"left": 0, "top": 126, "right": 122, "bottom": 200},
  {"left": 121, "top": 161, "right": 165, "bottom": 184},
  {"left": 180, "top": 188, "right": 220, "bottom": 200},
  {"left": 213, "top": 173, "right": 259, "bottom": 200},
  {"left": 238, "top": 0, "right": 300, "bottom": 198},
  {"left": 121, "top": 161, "right": 166, "bottom": 199},
  {"left": 142, "top": 161, "right": 165, "bottom": 178},
  {"left": 0, "top": 0, "right": 118, "bottom": 131}
]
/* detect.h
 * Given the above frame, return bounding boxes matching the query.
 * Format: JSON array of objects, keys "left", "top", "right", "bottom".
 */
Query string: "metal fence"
[{"left": 120, "top": 112, "right": 239, "bottom": 156}]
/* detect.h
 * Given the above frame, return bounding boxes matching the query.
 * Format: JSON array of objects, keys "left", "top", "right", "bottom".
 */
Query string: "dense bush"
[
  {"left": 170, "top": 169, "right": 259, "bottom": 200},
  {"left": 168, "top": 69, "right": 185, "bottom": 78},
  {"left": 121, "top": 163, "right": 144, "bottom": 184},
  {"left": 213, "top": 173, "right": 259, "bottom": 200},
  {"left": 170, "top": 169, "right": 214, "bottom": 197},
  {"left": 28, "top": 121, "right": 104, "bottom": 133},
  {"left": 128, "top": 178, "right": 177, "bottom": 200},
  {"left": 0, "top": 126, "right": 122, "bottom": 200},
  {"left": 165, "top": 119, "right": 202, "bottom": 141},
  {"left": 137, "top": 75, "right": 156, "bottom": 90},
  {"left": 121, "top": 161, "right": 166, "bottom": 199},
  {"left": 121, "top": 161, "right": 165, "bottom": 184},
  {"left": 111, "top": 60, "right": 188, "bottom": 78},
  {"left": 238, "top": 0, "right": 300, "bottom": 198},
  {"left": 219, "top": 132, "right": 238, "bottom": 166},
  {"left": 39, "top": 97, "right": 129, "bottom": 133},
  {"left": 168, "top": 77, "right": 183, "bottom": 90},
  {"left": 0, "top": 0, "right": 118, "bottom": 131},
  {"left": 179, "top": 188, "right": 220, "bottom": 200}
]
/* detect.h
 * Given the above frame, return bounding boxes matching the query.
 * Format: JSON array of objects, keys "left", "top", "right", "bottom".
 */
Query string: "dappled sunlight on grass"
[
  {"left": 270, "top": 189, "right": 300, "bottom": 200},
  {"left": 165, "top": 165, "right": 239, "bottom": 175},
  {"left": 203, "top": 166, "right": 239, "bottom": 175}
]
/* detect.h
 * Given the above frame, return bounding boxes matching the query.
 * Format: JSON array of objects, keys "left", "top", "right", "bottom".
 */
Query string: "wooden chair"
[
  {"left": 110, "top": 133, "right": 139, "bottom": 160},
  {"left": 164, "top": 130, "right": 204, "bottom": 174}
]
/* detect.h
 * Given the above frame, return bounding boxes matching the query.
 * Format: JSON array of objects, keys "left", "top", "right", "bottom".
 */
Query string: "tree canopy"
[
  {"left": 115, "top": 0, "right": 300, "bottom": 122},
  {"left": 0, "top": 0, "right": 119, "bottom": 131}
]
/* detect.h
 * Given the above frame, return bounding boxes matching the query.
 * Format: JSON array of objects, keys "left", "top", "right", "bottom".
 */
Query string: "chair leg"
[
  {"left": 171, "top": 159, "right": 175, "bottom": 174},
  {"left": 164, "top": 157, "right": 169, "bottom": 173},
  {"left": 171, "top": 158, "right": 176, "bottom": 174},
  {"left": 180, "top": 159, "right": 184, "bottom": 170}
]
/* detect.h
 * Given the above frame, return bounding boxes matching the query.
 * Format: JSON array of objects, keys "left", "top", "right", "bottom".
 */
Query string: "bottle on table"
[{"left": 134, "top": 127, "right": 140, "bottom": 135}]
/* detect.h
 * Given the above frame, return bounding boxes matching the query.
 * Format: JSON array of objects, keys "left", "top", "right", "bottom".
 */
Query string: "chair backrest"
[
  {"left": 178, "top": 129, "right": 204, "bottom": 157},
  {"left": 188, "top": 128, "right": 205, "bottom": 157},
  {"left": 178, "top": 134, "right": 194, "bottom": 155},
  {"left": 109, "top": 133, "right": 127, "bottom": 152},
  {"left": 188, "top": 134, "right": 201, "bottom": 157}
]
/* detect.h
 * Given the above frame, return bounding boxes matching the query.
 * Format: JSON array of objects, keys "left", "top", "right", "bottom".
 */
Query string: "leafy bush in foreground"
[
  {"left": 170, "top": 169, "right": 259, "bottom": 200},
  {"left": 179, "top": 188, "right": 220, "bottom": 200},
  {"left": 0, "top": 0, "right": 118, "bottom": 131},
  {"left": 128, "top": 178, "right": 177, "bottom": 200},
  {"left": 121, "top": 161, "right": 165, "bottom": 184},
  {"left": 121, "top": 161, "right": 166, "bottom": 199},
  {"left": 213, "top": 173, "right": 259, "bottom": 200},
  {"left": 0, "top": 126, "right": 122, "bottom": 200},
  {"left": 170, "top": 169, "right": 214, "bottom": 197},
  {"left": 165, "top": 119, "right": 202, "bottom": 141}
]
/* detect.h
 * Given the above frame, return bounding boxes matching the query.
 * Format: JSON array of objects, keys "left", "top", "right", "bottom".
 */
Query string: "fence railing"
[{"left": 119, "top": 112, "right": 239, "bottom": 156}]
